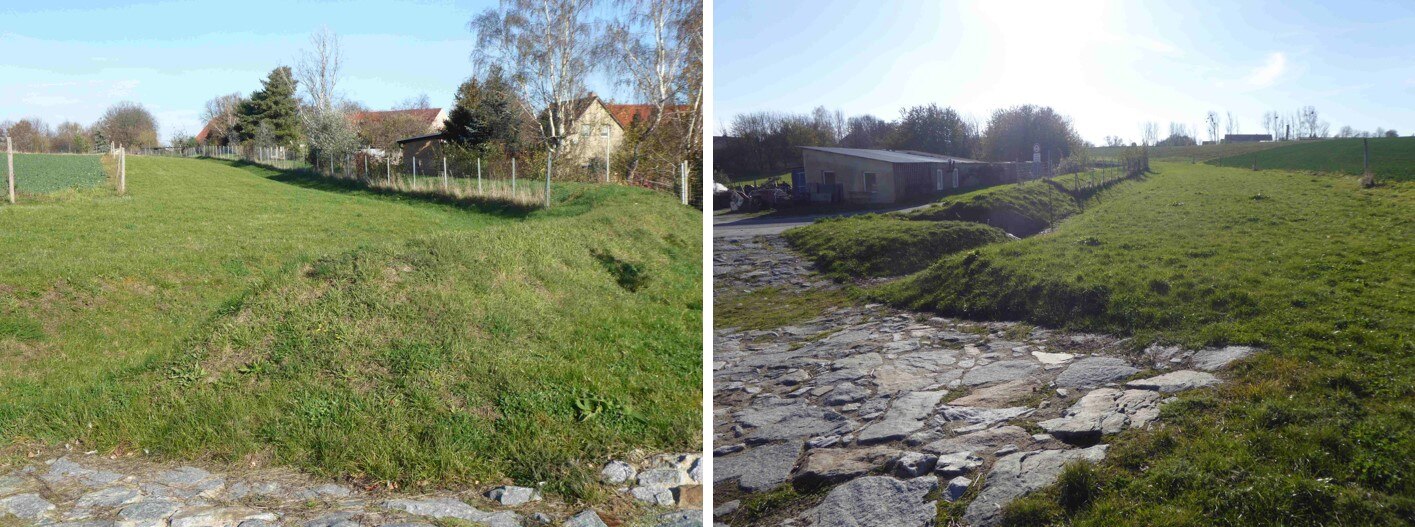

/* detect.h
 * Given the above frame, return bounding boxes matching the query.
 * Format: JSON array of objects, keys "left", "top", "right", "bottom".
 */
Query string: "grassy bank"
[
  {"left": 1207, "top": 136, "right": 1415, "bottom": 181},
  {"left": 876, "top": 162, "right": 1413, "bottom": 524},
  {"left": 905, "top": 179, "right": 1080, "bottom": 236},
  {"left": 783, "top": 215, "right": 1008, "bottom": 278},
  {"left": 0, "top": 156, "right": 702, "bottom": 501}
]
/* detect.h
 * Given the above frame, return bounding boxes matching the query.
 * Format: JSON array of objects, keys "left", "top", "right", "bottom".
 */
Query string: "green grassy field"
[
  {"left": 783, "top": 215, "right": 1007, "bottom": 278},
  {"left": 1090, "top": 141, "right": 1288, "bottom": 162},
  {"left": 876, "top": 162, "right": 1413, "bottom": 525},
  {"left": 0, "top": 156, "right": 701, "bottom": 501},
  {"left": 4, "top": 153, "right": 108, "bottom": 194},
  {"left": 1207, "top": 136, "right": 1415, "bottom": 181}
]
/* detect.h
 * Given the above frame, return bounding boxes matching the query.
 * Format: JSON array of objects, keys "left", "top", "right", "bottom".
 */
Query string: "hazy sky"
[
  {"left": 0, "top": 0, "right": 628, "bottom": 143},
  {"left": 714, "top": 0, "right": 1415, "bottom": 144}
]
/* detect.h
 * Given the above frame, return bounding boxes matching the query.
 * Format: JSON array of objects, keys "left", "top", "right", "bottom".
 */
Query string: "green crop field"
[
  {"left": 1207, "top": 136, "right": 1415, "bottom": 181},
  {"left": 5, "top": 153, "right": 108, "bottom": 194},
  {"left": 0, "top": 156, "right": 701, "bottom": 502},
  {"left": 877, "top": 162, "right": 1413, "bottom": 525}
]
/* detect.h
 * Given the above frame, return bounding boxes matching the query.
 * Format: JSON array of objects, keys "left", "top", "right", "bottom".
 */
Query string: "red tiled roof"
[
  {"left": 349, "top": 108, "right": 443, "bottom": 128},
  {"left": 603, "top": 104, "right": 692, "bottom": 129}
]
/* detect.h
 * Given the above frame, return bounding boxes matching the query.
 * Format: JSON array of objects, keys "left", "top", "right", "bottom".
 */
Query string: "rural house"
[
  {"left": 799, "top": 147, "right": 994, "bottom": 204},
  {"left": 196, "top": 107, "right": 449, "bottom": 150},
  {"left": 560, "top": 94, "right": 691, "bottom": 170}
]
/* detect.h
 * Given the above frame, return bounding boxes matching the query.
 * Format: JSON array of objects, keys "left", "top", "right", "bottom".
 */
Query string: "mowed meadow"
[{"left": 0, "top": 155, "right": 702, "bottom": 501}]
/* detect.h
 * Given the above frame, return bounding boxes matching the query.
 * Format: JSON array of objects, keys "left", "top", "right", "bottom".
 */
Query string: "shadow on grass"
[{"left": 216, "top": 158, "right": 539, "bottom": 219}]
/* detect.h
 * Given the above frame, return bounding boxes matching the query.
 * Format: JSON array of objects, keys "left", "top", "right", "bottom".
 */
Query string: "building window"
[
  {"left": 581, "top": 124, "right": 590, "bottom": 138},
  {"left": 822, "top": 171, "right": 836, "bottom": 186},
  {"left": 601, "top": 124, "right": 611, "bottom": 137},
  {"left": 864, "top": 172, "right": 878, "bottom": 193}
]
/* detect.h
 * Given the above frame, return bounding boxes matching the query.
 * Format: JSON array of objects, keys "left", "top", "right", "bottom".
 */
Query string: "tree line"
[
  {"left": 0, "top": 102, "right": 160, "bottom": 153},
  {"left": 716, "top": 103, "right": 1085, "bottom": 179},
  {"left": 1118, "top": 106, "right": 1404, "bottom": 148}
]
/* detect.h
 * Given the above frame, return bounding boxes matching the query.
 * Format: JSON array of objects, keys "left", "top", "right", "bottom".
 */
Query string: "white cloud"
[
  {"left": 22, "top": 93, "right": 79, "bottom": 106},
  {"left": 1244, "top": 52, "right": 1287, "bottom": 88}
]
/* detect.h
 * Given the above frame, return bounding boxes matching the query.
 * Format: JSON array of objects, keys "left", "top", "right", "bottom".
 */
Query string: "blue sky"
[
  {"left": 714, "top": 0, "right": 1415, "bottom": 144},
  {"left": 0, "top": 0, "right": 628, "bottom": 143}
]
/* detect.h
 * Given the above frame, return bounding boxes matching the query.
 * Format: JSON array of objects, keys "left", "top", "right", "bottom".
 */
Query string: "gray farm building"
[
  {"left": 800, "top": 147, "right": 1007, "bottom": 204},
  {"left": 1223, "top": 134, "right": 1272, "bottom": 143}
]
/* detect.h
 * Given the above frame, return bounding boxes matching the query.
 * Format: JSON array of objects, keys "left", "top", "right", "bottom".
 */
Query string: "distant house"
[
  {"left": 800, "top": 147, "right": 989, "bottom": 204},
  {"left": 1223, "top": 134, "right": 1271, "bottom": 143},
  {"left": 396, "top": 132, "right": 449, "bottom": 175},
  {"left": 559, "top": 94, "right": 692, "bottom": 170},
  {"left": 196, "top": 108, "right": 448, "bottom": 148}
]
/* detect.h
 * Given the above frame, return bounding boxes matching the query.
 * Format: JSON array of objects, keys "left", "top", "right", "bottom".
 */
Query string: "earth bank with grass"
[{"left": 0, "top": 156, "right": 703, "bottom": 522}]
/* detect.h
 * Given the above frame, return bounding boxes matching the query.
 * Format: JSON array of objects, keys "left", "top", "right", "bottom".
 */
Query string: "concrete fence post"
[
  {"left": 477, "top": 157, "right": 482, "bottom": 193},
  {"left": 386, "top": 156, "right": 391, "bottom": 185},
  {"left": 545, "top": 152, "right": 552, "bottom": 208},
  {"left": 442, "top": 155, "right": 449, "bottom": 192},
  {"left": 119, "top": 146, "right": 126, "bottom": 195},
  {"left": 512, "top": 158, "right": 517, "bottom": 194}
]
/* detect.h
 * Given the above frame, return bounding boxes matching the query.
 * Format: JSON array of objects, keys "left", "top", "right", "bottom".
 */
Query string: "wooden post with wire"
[
  {"left": 6, "top": 136, "right": 14, "bottom": 204},
  {"left": 119, "top": 145, "right": 127, "bottom": 195}
]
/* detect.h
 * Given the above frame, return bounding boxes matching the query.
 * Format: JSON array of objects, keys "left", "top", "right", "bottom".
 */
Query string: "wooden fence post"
[
  {"left": 442, "top": 155, "right": 448, "bottom": 192},
  {"left": 386, "top": 156, "right": 391, "bottom": 184},
  {"left": 412, "top": 157, "right": 418, "bottom": 188},
  {"left": 6, "top": 136, "right": 13, "bottom": 204}
]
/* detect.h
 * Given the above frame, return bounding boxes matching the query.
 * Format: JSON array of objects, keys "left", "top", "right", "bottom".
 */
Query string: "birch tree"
[
  {"left": 296, "top": 28, "right": 358, "bottom": 166},
  {"left": 472, "top": 0, "right": 598, "bottom": 173}
]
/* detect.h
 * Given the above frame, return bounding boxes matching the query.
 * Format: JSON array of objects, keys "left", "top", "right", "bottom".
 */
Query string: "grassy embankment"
[
  {"left": 1207, "top": 136, "right": 1415, "bottom": 182},
  {"left": 0, "top": 156, "right": 702, "bottom": 502},
  {"left": 875, "top": 162, "right": 1412, "bottom": 525},
  {"left": 783, "top": 215, "right": 1007, "bottom": 278}
]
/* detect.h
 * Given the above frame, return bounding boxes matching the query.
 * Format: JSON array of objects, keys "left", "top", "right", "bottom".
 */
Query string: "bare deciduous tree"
[
  {"left": 297, "top": 27, "right": 343, "bottom": 111},
  {"left": 601, "top": 0, "right": 699, "bottom": 181},
  {"left": 201, "top": 93, "right": 246, "bottom": 145},
  {"left": 1140, "top": 121, "right": 1158, "bottom": 147},
  {"left": 1205, "top": 111, "right": 1220, "bottom": 143}
]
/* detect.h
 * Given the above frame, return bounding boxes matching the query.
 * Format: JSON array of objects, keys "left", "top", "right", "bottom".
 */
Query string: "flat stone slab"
[
  {"left": 1191, "top": 346, "right": 1256, "bottom": 371},
  {"left": 1126, "top": 370, "right": 1220, "bottom": 393},
  {"left": 76, "top": 486, "right": 142, "bottom": 509},
  {"left": 949, "top": 379, "right": 1040, "bottom": 408},
  {"left": 0, "top": 493, "right": 56, "bottom": 521},
  {"left": 798, "top": 476, "right": 938, "bottom": 527},
  {"left": 856, "top": 390, "right": 946, "bottom": 445},
  {"left": 791, "top": 446, "right": 898, "bottom": 490},
  {"left": 922, "top": 425, "right": 1031, "bottom": 455},
  {"left": 962, "top": 360, "right": 1041, "bottom": 386},
  {"left": 382, "top": 498, "right": 519, "bottom": 527},
  {"left": 736, "top": 400, "right": 855, "bottom": 442},
  {"left": 1053, "top": 357, "right": 1139, "bottom": 388},
  {"left": 963, "top": 446, "right": 1109, "bottom": 526},
  {"left": 713, "top": 439, "right": 803, "bottom": 492},
  {"left": 1038, "top": 388, "right": 1162, "bottom": 444},
  {"left": 42, "top": 458, "right": 126, "bottom": 488}
]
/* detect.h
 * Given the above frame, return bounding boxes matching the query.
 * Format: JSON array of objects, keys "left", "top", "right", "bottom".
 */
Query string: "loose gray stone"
[
  {"left": 653, "top": 510, "right": 703, "bottom": 527},
  {"left": 856, "top": 390, "right": 946, "bottom": 445},
  {"left": 933, "top": 451, "right": 983, "bottom": 477},
  {"left": 487, "top": 485, "right": 540, "bottom": 506},
  {"left": 688, "top": 458, "right": 702, "bottom": 483},
  {"left": 76, "top": 486, "right": 142, "bottom": 508},
  {"left": 737, "top": 401, "right": 855, "bottom": 443},
  {"left": 117, "top": 498, "right": 182, "bottom": 527},
  {"left": 961, "top": 360, "right": 1040, "bottom": 386},
  {"left": 599, "top": 461, "right": 636, "bottom": 484},
  {"left": 714, "top": 500, "right": 740, "bottom": 518},
  {"left": 712, "top": 444, "right": 744, "bottom": 456},
  {"left": 891, "top": 452, "right": 937, "bottom": 478},
  {"left": 823, "top": 383, "right": 868, "bottom": 406},
  {"left": 714, "top": 439, "right": 803, "bottom": 492},
  {"left": 631, "top": 486, "right": 675, "bottom": 506},
  {"left": 1191, "top": 346, "right": 1255, "bottom": 371},
  {"left": 303, "top": 511, "right": 360, "bottom": 527},
  {"left": 0, "top": 493, "right": 55, "bottom": 521},
  {"left": 564, "top": 509, "right": 608, "bottom": 527},
  {"left": 945, "top": 476, "right": 972, "bottom": 502},
  {"left": 170, "top": 507, "right": 239, "bottom": 527},
  {"left": 1054, "top": 357, "right": 1139, "bottom": 388},
  {"left": 799, "top": 476, "right": 938, "bottom": 527},
  {"left": 1037, "top": 388, "right": 1162, "bottom": 444},
  {"left": 637, "top": 468, "right": 684, "bottom": 489},
  {"left": 1126, "top": 370, "right": 1221, "bottom": 393},
  {"left": 963, "top": 446, "right": 1108, "bottom": 526}
]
